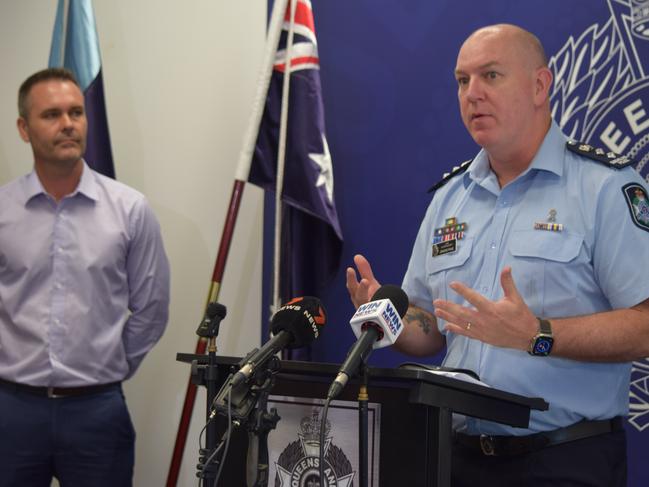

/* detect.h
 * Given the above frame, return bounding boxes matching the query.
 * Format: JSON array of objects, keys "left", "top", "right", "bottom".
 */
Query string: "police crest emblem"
[
  {"left": 550, "top": 0, "right": 649, "bottom": 184},
  {"left": 623, "top": 182, "right": 649, "bottom": 230},
  {"left": 273, "top": 408, "right": 356, "bottom": 486}
]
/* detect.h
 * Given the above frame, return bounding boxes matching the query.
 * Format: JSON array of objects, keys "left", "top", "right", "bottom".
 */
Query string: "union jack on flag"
[{"left": 274, "top": 0, "right": 320, "bottom": 72}]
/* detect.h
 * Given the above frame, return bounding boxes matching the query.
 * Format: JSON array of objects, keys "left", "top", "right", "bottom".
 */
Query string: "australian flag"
[
  {"left": 49, "top": 0, "right": 115, "bottom": 179},
  {"left": 249, "top": 0, "right": 343, "bottom": 347}
]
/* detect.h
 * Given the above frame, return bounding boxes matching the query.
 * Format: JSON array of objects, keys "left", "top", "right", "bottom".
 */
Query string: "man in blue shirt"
[
  {"left": 0, "top": 68, "right": 170, "bottom": 486},
  {"left": 347, "top": 24, "right": 649, "bottom": 486}
]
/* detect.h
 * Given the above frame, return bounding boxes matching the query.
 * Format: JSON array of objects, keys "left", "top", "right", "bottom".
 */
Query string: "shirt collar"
[
  {"left": 464, "top": 120, "right": 566, "bottom": 187},
  {"left": 527, "top": 121, "right": 565, "bottom": 177},
  {"left": 24, "top": 160, "right": 99, "bottom": 205},
  {"left": 75, "top": 161, "right": 100, "bottom": 201}
]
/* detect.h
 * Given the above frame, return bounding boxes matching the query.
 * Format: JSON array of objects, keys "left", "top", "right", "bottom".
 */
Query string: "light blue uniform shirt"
[
  {"left": 403, "top": 122, "right": 649, "bottom": 435},
  {"left": 0, "top": 162, "right": 170, "bottom": 387}
]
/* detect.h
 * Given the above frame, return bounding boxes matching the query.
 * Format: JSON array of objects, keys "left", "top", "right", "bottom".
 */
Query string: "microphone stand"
[
  {"left": 358, "top": 361, "right": 369, "bottom": 487},
  {"left": 192, "top": 305, "right": 226, "bottom": 486},
  {"left": 246, "top": 368, "right": 280, "bottom": 487},
  {"left": 211, "top": 355, "right": 281, "bottom": 487}
]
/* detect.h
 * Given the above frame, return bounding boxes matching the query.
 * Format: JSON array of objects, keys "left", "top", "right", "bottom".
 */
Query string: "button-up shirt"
[
  {"left": 0, "top": 162, "right": 170, "bottom": 387},
  {"left": 403, "top": 122, "right": 649, "bottom": 435}
]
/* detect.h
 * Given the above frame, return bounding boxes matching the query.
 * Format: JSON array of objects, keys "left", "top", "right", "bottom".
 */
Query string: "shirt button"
[
  {"left": 490, "top": 242, "right": 496, "bottom": 249},
  {"left": 481, "top": 287, "right": 488, "bottom": 293}
]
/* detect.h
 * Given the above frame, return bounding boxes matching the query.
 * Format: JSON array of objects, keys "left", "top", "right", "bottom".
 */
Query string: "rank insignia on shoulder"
[
  {"left": 566, "top": 140, "right": 635, "bottom": 169},
  {"left": 427, "top": 159, "right": 472, "bottom": 193}
]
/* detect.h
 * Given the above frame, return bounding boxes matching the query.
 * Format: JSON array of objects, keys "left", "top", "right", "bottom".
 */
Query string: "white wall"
[{"left": 0, "top": 1, "right": 266, "bottom": 485}]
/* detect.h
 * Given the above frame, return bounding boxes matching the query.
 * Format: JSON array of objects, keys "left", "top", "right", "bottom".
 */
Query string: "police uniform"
[{"left": 402, "top": 122, "right": 649, "bottom": 485}]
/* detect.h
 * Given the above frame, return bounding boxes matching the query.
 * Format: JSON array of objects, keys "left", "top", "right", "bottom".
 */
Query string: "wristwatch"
[{"left": 528, "top": 317, "right": 554, "bottom": 356}]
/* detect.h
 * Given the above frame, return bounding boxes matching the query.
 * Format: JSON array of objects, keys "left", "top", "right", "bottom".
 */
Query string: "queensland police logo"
[
  {"left": 550, "top": 0, "right": 649, "bottom": 182},
  {"left": 623, "top": 182, "right": 649, "bottom": 230},
  {"left": 274, "top": 409, "right": 355, "bottom": 486},
  {"left": 550, "top": 0, "right": 649, "bottom": 432}
]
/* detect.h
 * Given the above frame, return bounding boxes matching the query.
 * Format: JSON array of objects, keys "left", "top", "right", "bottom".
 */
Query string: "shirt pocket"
[
  {"left": 508, "top": 230, "right": 585, "bottom": 315},
  {"left": 426, "top": 237, "right": 474, "bottom": 301},
  {"left": 509, "top": 230, "right": 582, "bottom": 262}
]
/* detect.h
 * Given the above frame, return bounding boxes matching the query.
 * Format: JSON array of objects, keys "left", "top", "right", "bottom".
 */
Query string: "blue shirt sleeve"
[{"left": 593, "top": 168, "right": 649, "bottom": 309}]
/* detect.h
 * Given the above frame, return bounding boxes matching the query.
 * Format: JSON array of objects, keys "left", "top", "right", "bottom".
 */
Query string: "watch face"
[{"left": 533, "top": 336, "right": 554, "bottom": 356}]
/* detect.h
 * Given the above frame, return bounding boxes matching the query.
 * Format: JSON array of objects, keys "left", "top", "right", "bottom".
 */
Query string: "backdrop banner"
[{"left": 259, "top": 1, "right": 649, "bottom": 485}]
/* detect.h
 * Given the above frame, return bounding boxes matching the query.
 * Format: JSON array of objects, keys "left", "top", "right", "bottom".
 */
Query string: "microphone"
[
  {"left": 327, "top": 285, "right": 408, "bottom": 399},
  {"left": 230, "top": 296, "right": 326, "bottom": 387},
  {"left": 195, "top": 301, "right": 227, "bottom": 338}
]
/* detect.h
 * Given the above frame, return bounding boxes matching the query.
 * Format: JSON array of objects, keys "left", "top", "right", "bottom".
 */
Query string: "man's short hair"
[{"left": 18, "top": 67, "right": 80, "bottom": 119}]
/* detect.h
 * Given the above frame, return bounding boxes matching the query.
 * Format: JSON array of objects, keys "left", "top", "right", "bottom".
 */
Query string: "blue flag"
[
  {"left": 249, "top": 0, "right": 343, "bottom": 311},
  {"left": 49, "top": 0, "right": 115, "bottom": 179}
]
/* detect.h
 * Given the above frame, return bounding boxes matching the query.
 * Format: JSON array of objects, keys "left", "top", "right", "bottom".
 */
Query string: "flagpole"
[
  {"left": 165, "top": 1, "right": 289, "bottom": 485},
  {"left": 273, "top": 0, "right": 298, "bottom": 313}
]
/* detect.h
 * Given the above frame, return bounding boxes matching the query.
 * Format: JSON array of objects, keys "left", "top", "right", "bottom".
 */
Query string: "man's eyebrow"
[{"left": 454, "top": 61, "right": 501, "bottom": 76}]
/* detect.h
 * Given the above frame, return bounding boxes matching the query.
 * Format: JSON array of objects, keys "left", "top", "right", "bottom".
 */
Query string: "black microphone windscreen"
[
  {"left": 206, "top": 302, "right": 227, "bottom": 320},
  {"left": 270, "top": 296, "right": 326, "bottom": 348},
  {"left": 370, "top": 285, "right": 409, "bottom": 317}
]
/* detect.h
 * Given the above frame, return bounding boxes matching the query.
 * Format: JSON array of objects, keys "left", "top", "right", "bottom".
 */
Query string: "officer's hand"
[
  {"left": 432, "top": 266, "right": 538, "bottom": 351},
  {"left": 346, "top": 254, "right": 381, "bottom": 309}
]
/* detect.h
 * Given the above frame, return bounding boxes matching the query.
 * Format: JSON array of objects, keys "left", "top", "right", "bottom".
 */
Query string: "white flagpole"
[
  {"left": 234, "top": 0, "right": 289, "bottom": 182},
  {"left": 273, "top": 0, "right": 298, "bottom": 315}
]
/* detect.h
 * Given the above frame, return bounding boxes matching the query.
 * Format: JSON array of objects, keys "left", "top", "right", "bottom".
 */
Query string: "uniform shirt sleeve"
[
  {"left": 122, "top": 198, "right": 170, "bottom": 378},
  {"left": 402, "top": 200, "right": 437, "bottom": 314},
  {"left": 593, "top": 168, "right": 649, "bottom": 309}
]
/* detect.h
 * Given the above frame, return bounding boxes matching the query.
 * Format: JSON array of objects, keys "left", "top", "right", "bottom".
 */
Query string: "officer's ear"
[{"left": 534, "top": 66, "right": 553, "bottom": 107}]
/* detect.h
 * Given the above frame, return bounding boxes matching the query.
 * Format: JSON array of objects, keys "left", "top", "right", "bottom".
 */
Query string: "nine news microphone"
[
  {"left": 230, "top": 296, "right": 326, "bottom": 387},
  {"left": 327, "top": 285, "right": 409, "bottom": 399}
]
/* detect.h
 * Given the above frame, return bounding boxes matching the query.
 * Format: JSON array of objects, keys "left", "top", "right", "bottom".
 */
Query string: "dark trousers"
[
  {"left": 0, "top": 384, "right": 135, "bottom": 487},
  {"left": 451, "top": 429, "right": 627, "bottom": 487}
]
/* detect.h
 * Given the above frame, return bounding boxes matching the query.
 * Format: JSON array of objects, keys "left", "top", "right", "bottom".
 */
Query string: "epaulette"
[
  {"left": 565, "top": 140, "right": 635, "bottom": 169},
  {"left": 427, "top": 159, "right": 472, "bottom": 193}
]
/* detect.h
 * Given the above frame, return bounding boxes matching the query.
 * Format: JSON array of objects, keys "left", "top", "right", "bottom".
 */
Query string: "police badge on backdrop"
[
  {"left": 267, "top": 397, "right": 381, "bottom": 486},
  {"left": 548, "top": 0, "right": 649, "bottom": 439},
  {"left": 550, "top": 0, "right": 649, "bottom": 184}
]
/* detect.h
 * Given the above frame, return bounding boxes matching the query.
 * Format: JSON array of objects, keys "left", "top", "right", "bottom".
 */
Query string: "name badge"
[{"left": 432, "top": 239, "right": 457, "bottom": 257}]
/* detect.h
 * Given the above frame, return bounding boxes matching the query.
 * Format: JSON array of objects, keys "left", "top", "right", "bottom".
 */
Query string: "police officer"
[{"left": 347, "top": 24, "right": 649, "bottom": 486}]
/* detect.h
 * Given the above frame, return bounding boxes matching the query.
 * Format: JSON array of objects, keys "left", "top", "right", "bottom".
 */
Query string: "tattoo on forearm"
[{"left": 405, "top": 308, "right": 435, "bottom": 335}]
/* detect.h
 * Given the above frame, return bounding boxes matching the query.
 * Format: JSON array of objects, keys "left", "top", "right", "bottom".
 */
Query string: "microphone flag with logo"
[
  {"left": 231, "top": 296, "right": 326, "bottom": 386},
  {"left": 327, "top": 285, "right": 408, "bottom": 399}
]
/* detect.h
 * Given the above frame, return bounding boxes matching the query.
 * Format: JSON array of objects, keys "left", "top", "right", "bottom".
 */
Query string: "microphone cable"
[{"left": 318, "top": 396, "right": 333, "bottom": 487}]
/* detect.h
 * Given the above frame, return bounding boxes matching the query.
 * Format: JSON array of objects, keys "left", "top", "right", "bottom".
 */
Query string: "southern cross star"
[{"left": 309, "top": 134, "right": 334, "bottom": 204}]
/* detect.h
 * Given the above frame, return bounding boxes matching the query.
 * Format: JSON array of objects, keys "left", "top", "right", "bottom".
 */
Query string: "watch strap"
[{"left": 537, "top": 317, "right": 552, "bottom": 335}]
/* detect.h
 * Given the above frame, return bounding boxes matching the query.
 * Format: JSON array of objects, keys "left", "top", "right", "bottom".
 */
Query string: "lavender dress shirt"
[{"left": 0, "top": 162, "right": 170, "bottom": 387}]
